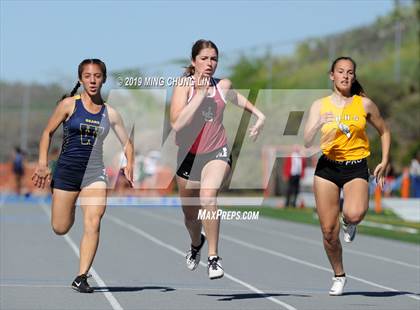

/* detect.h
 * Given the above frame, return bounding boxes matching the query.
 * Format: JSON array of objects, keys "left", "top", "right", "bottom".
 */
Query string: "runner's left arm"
[
  {"left": 223, "top": 79, "right": 266, "bottom": 141},
  {"left": 108, "top": 105, "right": 134, "bottom": 187},
  {"left": 363, "top": 97, "right": 391, "bottom": 189}
]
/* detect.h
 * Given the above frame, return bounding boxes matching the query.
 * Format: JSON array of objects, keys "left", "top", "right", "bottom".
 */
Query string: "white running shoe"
[
  {"left": 341, "top": 216, "right": 357, "bottom": 243},
  {"left": 329, "top": 276, "right": 346, "bottom": 296},
  {"left": 186, "top": 234, "right": 205, "bottom": 271},
  {"left": 208, "top": 256, "right": 224, "bottom": 280}
]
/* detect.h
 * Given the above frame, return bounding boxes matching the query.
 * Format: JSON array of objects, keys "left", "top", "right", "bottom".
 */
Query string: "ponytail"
[
  {"left": 184, "top": 65, "right": 195, "bottom": 76},
  {"left": 59, "top": 81, "right": 81, "bottom": 103},
  {"left": 70, "top": 81, "right": 81, "bottom": 96},
  {"left": 351, "top": 79, "right": 366, "bottom": 97}
]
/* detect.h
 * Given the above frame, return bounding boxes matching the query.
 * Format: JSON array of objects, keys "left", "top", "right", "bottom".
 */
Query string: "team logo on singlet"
[
  {"left": 202, "top": 106, "right": 214, "bottom": 122},
  {"left": 334, "top": 114, "right": 360, "bottom": 139},
  {"left": 216, "top": 147, "right": 228, "bottom": 159},
  {"left": 338, "top": 123, "right": 351, "bottom": 138},
  {"left": 80, "top": 124, "right": 105, "bottom": 146}
]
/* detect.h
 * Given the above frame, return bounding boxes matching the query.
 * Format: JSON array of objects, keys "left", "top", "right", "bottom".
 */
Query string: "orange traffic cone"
[
  {"left": 401, "top": 167, "right": 410, "bottom": 199},
  {"left": 299, "top": 199, "right": 305, "bottom": 209},
  {"left": 374, "top": 184, "right": 382, "bottom": 214}
]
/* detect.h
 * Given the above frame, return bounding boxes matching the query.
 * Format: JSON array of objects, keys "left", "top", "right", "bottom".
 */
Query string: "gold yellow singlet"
[{"left": 320, "top": 95, "right": 370, "bottom": 161}]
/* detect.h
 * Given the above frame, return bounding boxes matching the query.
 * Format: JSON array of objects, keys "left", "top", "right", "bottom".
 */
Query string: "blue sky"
[{"left": 1, "top": 0, "right": 401, "bottom": 86}]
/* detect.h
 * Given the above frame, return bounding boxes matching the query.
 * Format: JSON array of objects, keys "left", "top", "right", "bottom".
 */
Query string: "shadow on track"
[
  {"left": 93, "top": 286, "right": 175, "bottom": 293},
  {"left": 199, "top": 292, "right": 311, "bottom": 301},
  {"left": 342, "top": 291, "right": 420, "bottom": 297}
]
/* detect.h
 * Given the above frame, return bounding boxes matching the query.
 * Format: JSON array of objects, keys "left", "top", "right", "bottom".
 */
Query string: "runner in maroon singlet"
[{"left": 170, "top": 39, "right": 265, "bottom": 279}]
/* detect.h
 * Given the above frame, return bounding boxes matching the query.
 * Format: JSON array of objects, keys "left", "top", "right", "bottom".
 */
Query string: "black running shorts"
[
  {"left": 176, "top": 145, "right": 232, "bottom": 182},
  {"left": 314, "top": 154, "right": 369, "bottom": 188}
]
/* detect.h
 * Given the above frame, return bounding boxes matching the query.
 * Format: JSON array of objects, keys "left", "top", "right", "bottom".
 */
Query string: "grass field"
[{"left": 224, "top": 206, "right": 420, "bottom": 244}]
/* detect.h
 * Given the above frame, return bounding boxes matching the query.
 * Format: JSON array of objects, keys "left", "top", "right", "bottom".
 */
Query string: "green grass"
[{"left": 224, "top": 206, "right": 420, "bottom": 244}]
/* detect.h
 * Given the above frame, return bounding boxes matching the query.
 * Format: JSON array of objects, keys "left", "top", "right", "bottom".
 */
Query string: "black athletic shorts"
[
  {"left": 176, "top": 145, "right": 232, "bottom": 182},
  {"left": 51, "top": 160, "right": 107, "bottom": 191},
  {"left": 314, "top": 154, "right": 369, "bottom": 188}
]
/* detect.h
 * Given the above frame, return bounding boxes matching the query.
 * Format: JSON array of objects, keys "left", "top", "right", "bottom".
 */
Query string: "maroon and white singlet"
[{"left": 175, "top": 77, "right": 228, "bottom": 154}]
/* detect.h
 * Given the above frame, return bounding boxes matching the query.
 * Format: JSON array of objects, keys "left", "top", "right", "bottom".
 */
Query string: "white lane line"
[
  {"left": 361, "top": 220, "right": 418, "bottom": 234},
  {"left": 106, "top": 214, "right": 298, "bottom": 310},
  {"left": 228, "top": 221, "right": 420, "bottom": 270},
  {"left": 137, "top": 209, "right": 420, "bottom": 302},
  {"left": 0, "top": 283, "right": 293, "bottom": 294},
  {"left": 221, "top": 235, "right": 420, "bottom": 302},
  {"left": 39, "top": 202, "right": 123, "bottom": 310},
  {"left": 0, "top": 283, "right": 320, "bottom": 294},
  {"left": 0, "top": 284, "right": 70, "bottom": 288},
  {"left": 140, "top": 209, "right": 420, "bottom": 269},
  {"left": 0, "top": 283, "right": 252, "bottom": 292}
]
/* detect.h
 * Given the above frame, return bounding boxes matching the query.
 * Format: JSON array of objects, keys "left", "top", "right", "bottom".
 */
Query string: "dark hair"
[
  {"left": 184, "top": 39, "right": 219, "bottom": 76},
  {"left": 330, "top": 56, "right": 366, "bottom": 96},
  {"left": 60, "top": 58, "right": 107, "bottom": 101}
]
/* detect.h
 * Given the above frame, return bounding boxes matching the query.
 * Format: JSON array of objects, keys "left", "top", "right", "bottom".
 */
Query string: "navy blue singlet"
[{"left": 52, "top": 95, "right": 110, "bottom": 191}]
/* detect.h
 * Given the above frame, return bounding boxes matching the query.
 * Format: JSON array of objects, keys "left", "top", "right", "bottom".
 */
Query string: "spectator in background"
[
  {"left": 383, "top": 161, "right": 396, "bottom": 197},
  {"left": 143, "top": 150, "right": 161, "bottom": 178},
  {"left": 283, "top": 146, "right": 305, "bottom": 207},
  {"left": 12, "top": 146, "right": 25, "bottom": 195},
  {"left": 133, "top": 150, "right": 145, "bottom": 184},
  {"left": 410, "top": 150, "right": 420, "bottom": 198}
]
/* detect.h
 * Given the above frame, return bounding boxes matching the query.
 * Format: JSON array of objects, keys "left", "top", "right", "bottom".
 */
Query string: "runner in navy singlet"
[
  {"left": 170, "top": 40, "right": 265, "bottom": 279},
  {"left": 32, "top": 59, "right": 134, "bottom": 293}
]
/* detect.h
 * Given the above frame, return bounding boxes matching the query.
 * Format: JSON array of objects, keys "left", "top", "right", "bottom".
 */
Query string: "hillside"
[{"left": 229, "top": 3, "right": 419, "bottom": 168}]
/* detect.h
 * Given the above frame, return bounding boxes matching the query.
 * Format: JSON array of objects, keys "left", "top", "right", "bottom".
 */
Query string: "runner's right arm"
[
  {"left": 170, "top": 76, "right": 208, "bottom": 131},
  {"left": 32, "top": 98, "right": 74, "bottom": 188}
]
